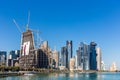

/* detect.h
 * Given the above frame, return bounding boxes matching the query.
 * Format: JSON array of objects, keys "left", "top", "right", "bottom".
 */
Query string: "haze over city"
[{"left": 0, "top": 0, "right": 120, "bottom": 70}]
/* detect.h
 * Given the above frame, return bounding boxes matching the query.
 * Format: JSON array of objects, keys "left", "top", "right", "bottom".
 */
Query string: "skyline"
[{"left": 0, "top": 0, "right": 120, "bottom": 70}]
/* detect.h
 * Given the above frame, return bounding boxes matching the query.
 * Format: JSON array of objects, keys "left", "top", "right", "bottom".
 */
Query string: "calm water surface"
[{"left": 1, "top": 72, "right": 120, "bottom": 80}]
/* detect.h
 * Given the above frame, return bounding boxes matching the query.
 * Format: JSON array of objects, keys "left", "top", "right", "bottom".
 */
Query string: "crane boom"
[{"left": 13, "top": 19, "right": 22, "bottom": 33}]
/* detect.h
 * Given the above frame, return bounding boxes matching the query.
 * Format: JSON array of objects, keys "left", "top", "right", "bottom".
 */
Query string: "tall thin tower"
[
  {"left": 96, "top": 47, "right": 102, "bottom": 71},
  {"left": 66, "top": 40, "right": 73, "bottom": 68}
]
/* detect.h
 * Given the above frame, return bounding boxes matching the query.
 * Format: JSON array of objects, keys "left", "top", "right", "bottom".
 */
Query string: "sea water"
[{"left": 1, "top": 72, "right": 120, "bottom": 80}]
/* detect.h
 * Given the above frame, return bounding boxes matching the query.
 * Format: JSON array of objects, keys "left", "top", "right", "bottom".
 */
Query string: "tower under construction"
[{"left": 19, "top": 29, "right": 52, "bottom": 69}]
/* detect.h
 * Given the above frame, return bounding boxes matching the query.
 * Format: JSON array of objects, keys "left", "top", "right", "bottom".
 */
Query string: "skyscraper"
[
  {"left": 52, "top": 49, "right": 58, "bottom": 68},
  {"left": 8, "top": 50, "right": 20, "bottom": 67},
  {"left": 0, "top": 51, "right": 7, "bottom": 66},
  {"left": 37, "top": 41, "right": 52, "bottom": 68},
  {"left": 9, "top": 50, "right": 20, "bottom": 60},
  {"left": 66, "top": 40, "right": 73, "bottom": 68},
  {"left": 76, "top": 42, "right": 89, "bottom": 70},
  {"left": 66, "top": 41, "right": 73, "bottom": 58},
  {"left": 61, "top": 47, "right": 68, "bottom": 68},
  {"left": 96, "top": 47, "right": 102, "bottom": 71},
  {"left": 89, "top": 42, "right": 97, "bottom": 70},
  {"left": 76, "top": 46, "right": 82, "bottom": 70},
  {"left": 19, "top": 30, "right": 36, "bottom": 69},
  {"left": 19, "top": 27, "right": 53, "bottom": 69}
]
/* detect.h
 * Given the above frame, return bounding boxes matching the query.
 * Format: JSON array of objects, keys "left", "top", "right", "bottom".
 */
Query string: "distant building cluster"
[
  {"left": 0, "top": 29, "right": 107, "bottom": 71},
  {"left": 8, "top": 50, "right": 20, "bottom": 67},
  {"left": 59, "top": 41, "right": 103, "bottom": 71}
]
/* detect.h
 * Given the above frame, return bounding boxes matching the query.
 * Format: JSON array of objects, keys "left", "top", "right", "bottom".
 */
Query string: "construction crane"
[
  {"left": 13, "top": 11, "right": 30, "bottom": 33},
  {"left": 26, "top": 11, "right": 30, "bottom": 31},
  {"left": 13, "top": 19, "right": 22, "bottom": 33},
  {"left": 13, "top": 11, "right": 43, "bottom": 48},
  {"left": 31, "top": 29, "right": 43, "bottom": 48}
]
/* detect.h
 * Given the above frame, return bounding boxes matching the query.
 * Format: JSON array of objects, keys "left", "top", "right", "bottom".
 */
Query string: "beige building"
[
  {"left": 39, "top": 41, "right": 53, "bottom": 68},
  {"left": 96, "top": 47, "right": 102, "bottom": 71},
  {"left": 52, "top": 49, "right": 58, "bottom": 68},
  {"left": 19, "top": 29, "right": 52, "bottom": 69},
  {"left": 19, "top": 30, "right": 36, "bottom": 69},
  {"left": 69, "top": 58, "right": 75, "bottom": 71},
  {"left": 110, "top": 62, "right": 117, "bottom": 72}
]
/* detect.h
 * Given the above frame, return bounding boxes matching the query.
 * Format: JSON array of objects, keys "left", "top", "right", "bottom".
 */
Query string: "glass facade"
[
  {"left": 76, "top": 42, "right": 89, "bottom": 70},
  {"left": 89, "top": 42, "right": 97, "bottom": 70},
  {"left": 61, "top": 47, "right": 68, "bottom": 68},
  {"left": 66, "top": 41, "right": 73, "bottom": 68},
  {"left": 0, "top": 51, "right": 7, "bottom": 66}
]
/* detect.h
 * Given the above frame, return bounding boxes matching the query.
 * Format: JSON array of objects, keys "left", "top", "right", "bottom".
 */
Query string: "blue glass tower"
[{"left": 89, "top": 42, "right": 97, "bottom": 70}]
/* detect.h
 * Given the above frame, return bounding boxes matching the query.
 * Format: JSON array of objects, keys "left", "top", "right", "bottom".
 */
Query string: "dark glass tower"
[
  {"left": 60, "top": 41, "right": 73, "bottom": 69},
  {"left": 66, "top": 41, "right": 73, "bottom": 68},
  {"left": 66, "top": 41, "right": 73, "bottom": 58},
  {"left": 89, "top": 42, "right": 97, "bottom": 70},
  {"left": 61, "top": 47, "right": 68, "bottom": 68}
]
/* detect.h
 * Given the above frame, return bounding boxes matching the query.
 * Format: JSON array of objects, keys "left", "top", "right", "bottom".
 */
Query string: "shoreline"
[{"left": 0, "top": 70, "right": 119, "bottom": 77}]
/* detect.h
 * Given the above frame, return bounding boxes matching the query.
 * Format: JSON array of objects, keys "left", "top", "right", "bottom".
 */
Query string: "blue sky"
[{"left": 0, "top": 0, "right": 120, "bottom": 70}]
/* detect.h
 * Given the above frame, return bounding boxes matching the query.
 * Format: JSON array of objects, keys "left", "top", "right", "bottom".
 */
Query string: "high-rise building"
[
  {"left": 89, "top": 42, "right": 97, "bottom": 70},
  {"left": 19, "top": 28, "right": 53, "bottom": 69},
  {"left": 36, "top": 41, "right": 52, "bottom": 68},
  {"left": 19, "top": 30, "right": 35, "bottom": 69},
  {"left": 15, "top": 50, "right": 20, "bottom": 59},
  {"left": 96, "top": 47, "right": 102, "bottom": 71},
  {"left": 75, "top": 55, "right": 78, "bottom": 69},
  {"left": 66, "top": 41, "right": 73, "bottom": 59},
  {"left": 58, "top": 51, "right": 60, "bottom": 67},
  {"left": 52, "top": 49, "right": 58, "bottom": 68},
  {"left": 76, "top": 46, "right": 82, "bottom": 70},
  {"left": 8, "top": 50, "right": 20, "bottom": 67},
  {"left": 66, "top": 40, "right": 73, "bottom": 69},
  {"left": 76, "top": 42, "right": 89, "bottom": 70},
  {"left": 58, "top": 41, "right": 73, "bottom": 69},
  {"left": 0, "top": 51, "right": 7, "bottom": 66},
  {"left": 9, "top": 50, "right": 20, "bottom": 60},
  {"left": 61, "top": 47, "right": 68, "bottom": 68}
]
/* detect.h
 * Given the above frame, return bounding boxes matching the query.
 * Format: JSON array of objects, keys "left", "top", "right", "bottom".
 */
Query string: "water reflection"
[{"left": 1, "top": 72, "right": 120, "bottom": 80}]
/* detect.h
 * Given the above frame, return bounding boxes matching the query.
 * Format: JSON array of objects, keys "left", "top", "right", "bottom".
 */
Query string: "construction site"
[{"left": 13, "top": 12, "right": 58, "bottom": 70}]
